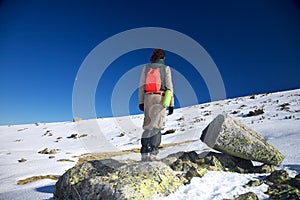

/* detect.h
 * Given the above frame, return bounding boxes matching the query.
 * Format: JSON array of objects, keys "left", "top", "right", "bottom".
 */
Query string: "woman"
[{"left": 138, "top": 49, "right": 174, "bottom": 161}]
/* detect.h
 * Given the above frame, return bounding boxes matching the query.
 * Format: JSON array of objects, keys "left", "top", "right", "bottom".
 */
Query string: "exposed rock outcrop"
[
  {"left": 54, "top": 159, "right": 184, "bottom": 200},
  {"left": 265, "top": 170, "right": 300, "bottom": 199},
  {"left": 234, "top": 192, "right": 258, "bottom": 200},
  {"left": 200, "top": 114, "right": 284, "bottom": 165},
  {"left": 245, "top": 170, "right": 300, "bottom": 199},
  {"left": 54, "top": 150, "right": 281, "bottom": 200},
  {"left": 163, "top": 151, "right": 275, "bottom": 180}
]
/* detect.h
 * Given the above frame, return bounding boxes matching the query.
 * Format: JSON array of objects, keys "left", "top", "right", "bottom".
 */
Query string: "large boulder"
[
  {"left": 54, "top": 159, "right": 184, "bottom": 200},
  {"left": 200, "top": 114, "right": 284, "bottom": 165}
]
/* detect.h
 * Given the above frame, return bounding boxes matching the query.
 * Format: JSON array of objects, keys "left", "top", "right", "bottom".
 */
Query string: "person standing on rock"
[{"left": 138, "top": 48, "right": 174, "bottom": 161}]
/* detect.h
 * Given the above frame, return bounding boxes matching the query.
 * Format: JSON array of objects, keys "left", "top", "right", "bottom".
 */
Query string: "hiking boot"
[
  {"left": 141, "top": 153, "right": 150, "bottom": 162},
  {"left": 149, "top": 154, "right": 160, "bottom": 161}
]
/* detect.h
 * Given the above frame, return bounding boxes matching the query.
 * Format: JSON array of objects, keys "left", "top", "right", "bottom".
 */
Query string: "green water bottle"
[{"left": 162, "top": 90, "right": 173, "bottom": 108}]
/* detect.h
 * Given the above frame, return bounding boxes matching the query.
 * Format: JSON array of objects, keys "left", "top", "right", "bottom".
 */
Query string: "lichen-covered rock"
[
  {"left": 54, "top": 159, "right": 184, "bottom": 200},
  {"left": 162, "top": 152, "right": 208, "bottom": 184},
  {"left": 266, "top": 183, "right": 300, "bottom": 200},
  {"left": 185, "top": 166, "right": 206, "bottom": 178},
  {"left": 200, "top": 114, "right": 284, "bottom": 165},
  {"left": 289, "top": 174, "right": 300, "bottom": 189},
  {"left": 234, "top": 192, "right": 258, "bottom": 200},
  {"left": 241, "top": 169, "right": 300, "bottom": 199},
  {"left": 267, "top": 170, "right": 289, "bottom": 184},
  {"left": 265, "top": 170, "right": 300, "bottom": 200},
  {"left": 252, "top": 164, "right": 275, "bottom": 174},
  {"left": 162, "top": 151, "right": 274, "bottom": 178},
  {"left": 244, "top": 180, "right": 264, "bottom": 188}
]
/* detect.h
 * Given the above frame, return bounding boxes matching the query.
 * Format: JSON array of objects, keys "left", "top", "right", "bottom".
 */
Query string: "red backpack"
[
  {"left": 145, "top": 68, "right": 161, "bottom": 93},
  {"left": 144, "top": 65, "right": 166, "bottom": 93}
]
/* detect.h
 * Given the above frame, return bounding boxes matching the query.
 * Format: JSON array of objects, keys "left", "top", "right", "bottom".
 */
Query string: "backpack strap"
[{"left": 159, "top": 65, "right": 166, "bottom": 91}]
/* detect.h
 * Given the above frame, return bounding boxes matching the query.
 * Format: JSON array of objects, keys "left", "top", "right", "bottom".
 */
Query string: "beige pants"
[{"left": 143, "top": 94, "right": 166, "bottom": 130}]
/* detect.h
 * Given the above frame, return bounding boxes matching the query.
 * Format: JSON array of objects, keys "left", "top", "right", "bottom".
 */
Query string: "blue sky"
[{"left": 0, "top": 0, "right": 300, "bottom": 125}]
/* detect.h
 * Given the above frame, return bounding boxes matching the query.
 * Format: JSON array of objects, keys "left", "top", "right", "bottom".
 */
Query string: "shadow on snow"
[{"left": 35, "top": 184, "right": 54, "bottom": 194}]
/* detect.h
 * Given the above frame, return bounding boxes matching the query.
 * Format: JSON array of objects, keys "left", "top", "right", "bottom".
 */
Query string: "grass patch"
[
  {"left": 17, "top": 128, "right": 28, "bottom": 132},
  {"left": 17, "top": 175, "right": 60, "bottom": 185},
  {"left": 57, "top": 159, "right": 75, "bottom": 162}
]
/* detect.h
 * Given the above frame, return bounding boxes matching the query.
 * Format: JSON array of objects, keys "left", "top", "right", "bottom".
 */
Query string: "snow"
[
  {"left": 164, "top": 171, "right": 269, "bottom": 200},
  {"left": 0, "top": 89, "right": 299, "bottom": 199}
]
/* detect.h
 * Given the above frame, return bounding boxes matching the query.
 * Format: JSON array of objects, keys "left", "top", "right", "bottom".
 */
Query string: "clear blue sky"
[{"left": 0, "top": 0, "right": 299, "bottom": 125}]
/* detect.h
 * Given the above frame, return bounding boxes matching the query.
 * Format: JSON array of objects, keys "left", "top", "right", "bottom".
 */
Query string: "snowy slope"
[{"left": 0, "top": 89, "right": 299, "bottom": 200}]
